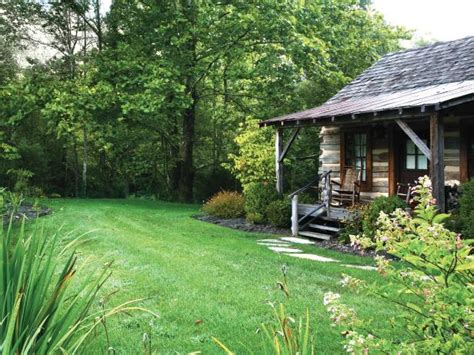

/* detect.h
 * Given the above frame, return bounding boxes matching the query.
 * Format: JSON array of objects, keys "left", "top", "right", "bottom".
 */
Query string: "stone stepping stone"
[
  {"left": 342, "top": 264, "right": 376, "bottom": 271},
  {"left": 285, "top": 253, "right": 338, "bottom": 262},
  {"left": 280, "top": 237, "right": 315, "bottom": 245},
  {"left": 257, "top": 242, "right": 291, "bottom": 247},
  {"left": 268, "top": 246, "right": 303, "bottom": 253},
  {"left": 258, "top": 239, "right": 291, "bottom": 244}
]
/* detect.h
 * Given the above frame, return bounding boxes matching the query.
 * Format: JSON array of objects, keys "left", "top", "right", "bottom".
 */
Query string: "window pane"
[
  {"left": 360, "top": 144, "right": 366, "bottom": 157},
  {"left": 355, "top": 134, "right": 360, "bottom": 145},
  {"left": 406, "top": 155, "right": 416, "bottom": 169},
  {"left": 355, "top": 146, "right": 361, "bottom": 157},
  {"left": 418, "top": 155, "right": 428, "bottom": 170},
  {"left": 360, "top": 134, "right": 367, "bottom": 144},
  {"left": 406, "top": 141, "right": 415, "bottom": 154}
]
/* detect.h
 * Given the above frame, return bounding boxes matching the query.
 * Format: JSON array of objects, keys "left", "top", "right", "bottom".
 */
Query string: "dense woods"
[{"left": 0, "top": 0, "right": 407, "bottom": 202}]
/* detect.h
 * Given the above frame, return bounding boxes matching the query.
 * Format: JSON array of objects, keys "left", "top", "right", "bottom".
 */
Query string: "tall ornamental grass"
[{"left": 0, "top": 217, "right": 157, "bottom": 354}]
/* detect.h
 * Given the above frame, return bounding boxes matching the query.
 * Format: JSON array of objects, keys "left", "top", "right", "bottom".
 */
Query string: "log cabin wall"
[
  {"left": 444, "top": 116, "right": 461, "bottom": 182},
  {"left": 318, "top": 126, "right": 341, "bottom": 182},
  {"left": 318, "top": 118, "right": 464, "bottom": 201}
]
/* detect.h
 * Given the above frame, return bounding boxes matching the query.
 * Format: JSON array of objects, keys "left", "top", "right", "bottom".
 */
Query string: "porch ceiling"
[{"left": 260, "top": 80, "right": 474, "bottom": 127}]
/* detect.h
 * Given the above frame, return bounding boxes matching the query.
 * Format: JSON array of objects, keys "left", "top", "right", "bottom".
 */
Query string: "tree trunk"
[
  {"left": 72, "top": 136, "right": 80, "bottom": 197},
  {"left": 178, "top": 88, "right": 197, "bottom": 202},
  {"left": 82, "top": 125, "right": 88, "bottom": 197}
]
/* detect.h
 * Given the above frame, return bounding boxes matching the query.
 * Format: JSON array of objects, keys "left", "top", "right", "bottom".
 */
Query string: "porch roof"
[{"left": 261, "top": 36, "right": 474, "bottom": 127}]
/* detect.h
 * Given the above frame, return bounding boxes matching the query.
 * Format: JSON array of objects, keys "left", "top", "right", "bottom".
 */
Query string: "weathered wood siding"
[
  {"left": 318, "top": 121, "right": 463, "bottom": 200},
  {"left": 369, "top": 130, "right": 390, "bottom": 199},
  {"left": 319, "top": 126, "right": 341, "bottom": 182},
  {"left": 444, "top": 118, "right": 461, "bottom": 182}
]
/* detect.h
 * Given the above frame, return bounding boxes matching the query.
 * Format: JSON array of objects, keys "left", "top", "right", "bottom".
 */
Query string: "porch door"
[{"left": 398, "top": 134, "right": 429, "bottom": 185}]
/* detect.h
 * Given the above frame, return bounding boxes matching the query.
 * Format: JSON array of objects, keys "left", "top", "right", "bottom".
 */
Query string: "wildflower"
[
  {"left": 323, "top": 292, "right": 340, "bottom": 306},
  {"left": 456, "top": 234, "right": 463, "bottom": 249}
]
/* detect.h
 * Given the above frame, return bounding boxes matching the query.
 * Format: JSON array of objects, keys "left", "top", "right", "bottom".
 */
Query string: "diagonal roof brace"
[{"left": 395, "top": 119, "right": 431, "bottom": 160}]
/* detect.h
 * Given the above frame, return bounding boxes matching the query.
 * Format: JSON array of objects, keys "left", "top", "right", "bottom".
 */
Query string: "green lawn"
[{"left": 36, "top": 199, "right": 398, "bottom": 353}]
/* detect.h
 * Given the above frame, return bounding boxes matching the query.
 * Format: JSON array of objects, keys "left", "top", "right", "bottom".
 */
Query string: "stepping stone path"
[
  {"left": 286, "top": 253, "right": 337, "bottom": 262},
  {"left": 268, "top": 246, "right": 303, "bottom": 253},
  {"left": 257, "top": 236, "right": 376, "bottom": 270}
]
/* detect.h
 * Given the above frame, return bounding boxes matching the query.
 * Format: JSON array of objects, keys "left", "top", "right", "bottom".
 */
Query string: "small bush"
[
  {"left": 244, "top": 182, "right": 279, "bottom": 224},
  {"left": 338, "top": 204, "right": 367, "bottom": 244},
  {"left": 362, "top": 196, "right": 407, "bottom": 240},
  {"left": 202, "top": 191, "right": 245, "bottom": 219},
  {"left": 266, "top": 199, "right": 291, "bottom": 227},
  {"left": 459, "top": 179, "right": 474, "bottom": 238}
]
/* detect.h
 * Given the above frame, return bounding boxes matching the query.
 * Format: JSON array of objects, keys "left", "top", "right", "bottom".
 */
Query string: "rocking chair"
[
  {"left": 396, "top": 182, "right": 412, "bottom": 204},
  {"left": 330, "top": 168, "right": 361, "bottom": 206}
]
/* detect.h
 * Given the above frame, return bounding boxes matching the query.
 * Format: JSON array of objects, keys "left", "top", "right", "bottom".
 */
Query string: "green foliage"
[
  {"left": 0, "top": 217, "right": 158, "bottom": 353},
  {"left": 266, "top": 199, "right": 292, "bottom": 227},
  {"left": 325, "top": 176, "right": 474, "bottom": 353},
  {"left": 244, "top": 182, "right": 279, "bottom": 224},
  {"left": 225, "top": 120, "right": 276, "bottom": 190},
  {"left": 339, "top": 196, "right": 406, "bottom": 243},
  {"left": 338, "top": 204, "right": 367, "bottom": 243},
  {"left": 362, "top": 196, "right": 407, "bottom": 240},
  {"left": 0, "top": 0, "right": 408, "bottom": 201},
  {"left": 202, "top": 191, "right": 245, "bottom": 219},
  {"left": 1, "top": 218, "right": 105, "bottom": 353},
  {"left": 459, "top": 179, "right": 474, "bottom": 238}
]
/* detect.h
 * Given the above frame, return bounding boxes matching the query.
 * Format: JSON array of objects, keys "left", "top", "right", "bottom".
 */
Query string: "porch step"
[
  {"left": 298, "top": 231, "right": 331, "bottom": 241},
  {"left": 308, "top": 224, "right": 340, "bottom": 233}
]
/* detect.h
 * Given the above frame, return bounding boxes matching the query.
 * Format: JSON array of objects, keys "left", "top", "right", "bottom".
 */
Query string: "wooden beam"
[
  {"left": 460, "top": 119, "right": 469, "bottom": 182},
  {"left": 388, "top": 125, "right": 396, "bottom": 196},
  {"left": 275, "top": 128, "right": 284, "bottom": 194},
  {"left": 395, "top": 119, "right": 431, "bottom": 160},
  {"left": 430, "top": 113, "right": 445, "bottom": 211},
  {"left": 279, "top": 127, "right": 300, "bottom": 163}
]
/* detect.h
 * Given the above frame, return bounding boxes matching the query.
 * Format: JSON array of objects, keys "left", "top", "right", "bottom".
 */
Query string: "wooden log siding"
[
  {"left": 318, "top": 121, "right": 463, "bottom": 201},
  {"left": 319, "top": 126, "right": 341, "bottom": 182}
]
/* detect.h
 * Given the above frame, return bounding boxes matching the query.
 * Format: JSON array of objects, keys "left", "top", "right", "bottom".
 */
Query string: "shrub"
[
  {"left": 266, "top": 199, "right": 291, "bottom": 227},
  {"left": 325, "top": 176, "right": 473, "bottom": 353},
  {"left": 338, "top": 204, "right": 367, "bottom": 244},
  {"left": 361, "top": 195, "right": 407, "bottom": 240},
  {"left": 244, "top": 182, "right": 279, "bottom": 224},
  {"left": 459, "top": 179, "right": 474, "bottom": 238},
  {"left": 202, "top": 191, "right": 245, "bottom": 219}
]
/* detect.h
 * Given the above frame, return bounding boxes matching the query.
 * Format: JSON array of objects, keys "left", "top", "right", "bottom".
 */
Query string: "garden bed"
[
  {"left": 2, "top": 203, "right": 52, "bottom": 225},
  {"left": 194, "top": 214, "right": 387, "bottom": 258}
]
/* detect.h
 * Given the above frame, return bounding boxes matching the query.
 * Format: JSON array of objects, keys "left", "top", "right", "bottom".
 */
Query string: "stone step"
[
  {"left": 280, "top": 237, "right": 315, "bottom": 245},
  {"left": 308, "top": 224, "right": 340, "bottom": 233},
  {"left": 298, "top": 231, "right": 331, "bottom": 241},
  {"left": 285, "top": 253, "right": 338, "bottom": 262},
  {"left": 268, "top": 246, "right": 303, "bottom": 253}
]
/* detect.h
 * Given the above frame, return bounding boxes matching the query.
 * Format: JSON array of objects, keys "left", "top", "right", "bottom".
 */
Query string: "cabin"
[{"left": 260, "top": 36, "right": 474, "bottom": 240}]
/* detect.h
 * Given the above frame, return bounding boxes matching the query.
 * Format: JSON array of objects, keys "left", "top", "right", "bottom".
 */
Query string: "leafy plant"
[
  {"left": 338, "top": 203, "right": 367, "bottom": 244},
  {"left": 202, "top": 191, "right": 245, "bottom": 219},
  {"left": 244, "top": 182, "right": 279, "bottom": 224},
  {"left": 325, "top": 176, "right": 474, "bottom": 353},
  {"left": 361, "top": 195, "right": 407, "bottom": 240},
  {"left": 0, "top": 218, "right": 158, "bottom": 353},
  {"left": 459, "top": 179, "right": 474, "bottom": 238},
  {"left": 266, "top": 199, "right": 291, "bottom": 227}
]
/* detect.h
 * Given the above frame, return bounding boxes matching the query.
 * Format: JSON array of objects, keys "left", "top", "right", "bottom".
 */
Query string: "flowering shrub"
[
  {"left": 324, "top": 176, "right": 474, "bottom": 353},
  {"left": 202, "top": 191, "right": 245, "bottom": 219}
]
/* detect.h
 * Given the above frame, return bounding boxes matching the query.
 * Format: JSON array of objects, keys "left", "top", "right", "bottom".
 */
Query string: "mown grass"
[{"left": 35, "top": 199, "right": 399, "bottom": 353}]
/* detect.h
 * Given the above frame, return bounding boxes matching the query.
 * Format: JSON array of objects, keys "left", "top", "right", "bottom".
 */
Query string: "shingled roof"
[{"left": 261, "top": 36, "right": 474, "bottom": 126}]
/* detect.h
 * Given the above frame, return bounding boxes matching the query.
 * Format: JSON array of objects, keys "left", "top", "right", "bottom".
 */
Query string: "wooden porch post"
[
  {"left": 275, "top": 128, "right": 284, "bottom": 194},
  {"left": 430, "top": 113, "right": 445, "bottom": 211}
]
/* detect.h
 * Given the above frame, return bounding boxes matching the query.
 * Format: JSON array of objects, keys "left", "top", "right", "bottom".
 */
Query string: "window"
[
  {"left": 405, "top": 140, "right": 428, "bottom": 170},
  {"left": 344, "top": 132, "right": 368, "bottom": 182}
]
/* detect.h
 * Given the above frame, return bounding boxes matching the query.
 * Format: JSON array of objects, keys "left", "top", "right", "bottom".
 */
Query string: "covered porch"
[{"left": 263, "top": 97, "right": 474, "bottom": 240}]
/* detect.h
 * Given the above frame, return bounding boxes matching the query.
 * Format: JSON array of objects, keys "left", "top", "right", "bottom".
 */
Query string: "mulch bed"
[
  {"left": 194, "top": 214, "right": 387, "bottom": 258},
  {"left": 2, "top": 203, "right": 52, "bottom": 226}
]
